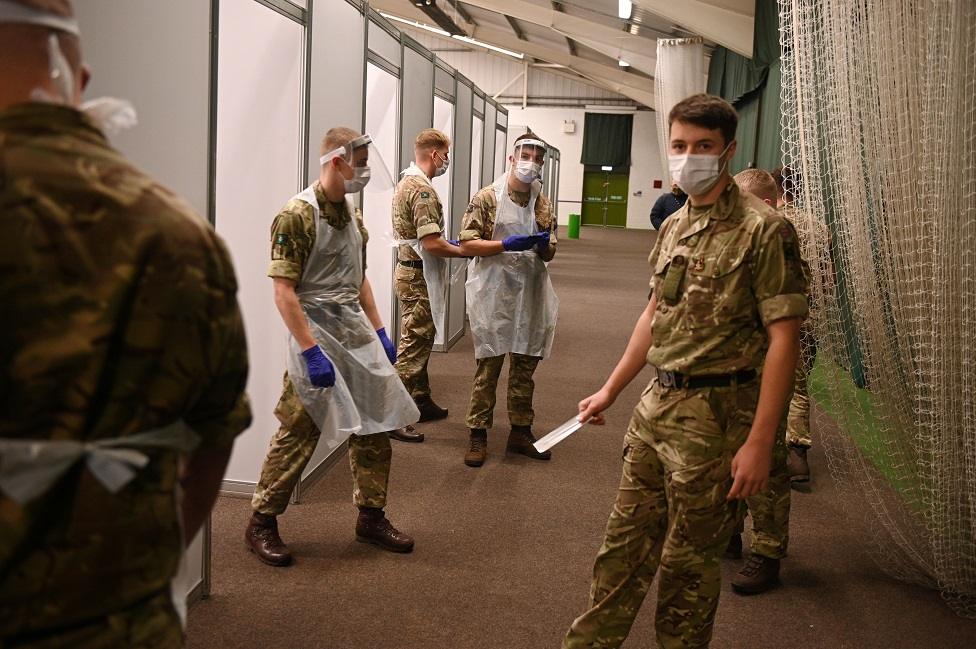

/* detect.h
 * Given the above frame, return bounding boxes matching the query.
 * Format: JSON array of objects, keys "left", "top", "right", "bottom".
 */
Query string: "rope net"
[
  {"left": 654, "top": 37, "right": 706, "bottom": 182},
  {"left": 778, "top": 0, "right": 975, "bottom": 616}
]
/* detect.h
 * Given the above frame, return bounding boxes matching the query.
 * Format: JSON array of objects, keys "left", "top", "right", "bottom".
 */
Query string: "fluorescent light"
[
  {"left": 452, "top": 34, "right": 524, "bottom": 60},
  {"left": 618, "top": 59, "right": 630, "bottom": 67},
  {"left": 601, "top": 165, "right": 613, "bottom": 171},
  {"left": 618, "top": 0, "right": 633, "bottom": 20},
  {"left": 380, "top": 12, "right": 450, "bottom": 37}
]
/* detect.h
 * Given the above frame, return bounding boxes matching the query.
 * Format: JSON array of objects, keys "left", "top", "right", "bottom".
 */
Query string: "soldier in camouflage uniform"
[
  {"left": 389, "top": 128, "right": 465, "bottom": 443},
  {"left": 563, "top": 95, "right": 807, "bottom": 649},
  {"left": 724, "top": 168, "right": 803, "bottom": 595},
  {"left": 0, "top": 2, "right": 251, "bottom": 646},
  {"left": 245, "top": 127, "right": 416, "bottom": 567},
  {"left": 458, "top": 133, "right": 558, "bottom": 467}
]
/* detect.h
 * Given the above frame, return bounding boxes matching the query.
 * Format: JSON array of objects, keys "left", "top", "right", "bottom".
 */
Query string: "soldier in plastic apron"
[
  {"left": 247, "top": 131, "right": 420, "bottom": 566},
  {"left": 460, "top": 140, "right": 559, "bottom": 466}
]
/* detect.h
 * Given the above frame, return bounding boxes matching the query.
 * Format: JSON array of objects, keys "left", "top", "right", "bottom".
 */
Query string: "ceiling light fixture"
[
  {"left": 380, "top": 12, "right": 450, "bottom": 37},
  {"left": 618, "top": 0, "right": 633, "bottom": 20},
  {"left": 452, "top": 34, "right": 525, "bottom": 60},
  {"left": 618, "top": 59, "right": 631, "bottom": 67}
]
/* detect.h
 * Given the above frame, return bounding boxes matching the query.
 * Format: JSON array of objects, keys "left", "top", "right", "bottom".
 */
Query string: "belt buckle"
[{"left": 658, "top": 368, "right": 675, "bottom": 388}]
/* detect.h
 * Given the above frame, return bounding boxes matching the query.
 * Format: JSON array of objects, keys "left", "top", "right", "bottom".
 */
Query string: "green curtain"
[
  {"left": 580, "top": 113, "right": 633, "bottom": 167},
  {"left": 706, "top": 0, "right": 782, "bottom": 173}
]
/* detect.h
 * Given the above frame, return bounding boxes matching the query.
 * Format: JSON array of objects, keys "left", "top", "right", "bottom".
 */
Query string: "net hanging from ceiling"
[
  {"left": 654, "top": 37, "right": 706, "bottom": 181},
  {"left": 778, "top": 0, "right": 976, "bottom": 617}
]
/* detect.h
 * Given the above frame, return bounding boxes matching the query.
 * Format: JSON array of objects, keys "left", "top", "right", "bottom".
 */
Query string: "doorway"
[{"left": 581, "top": 169, "right": 629, "bottom": 227}]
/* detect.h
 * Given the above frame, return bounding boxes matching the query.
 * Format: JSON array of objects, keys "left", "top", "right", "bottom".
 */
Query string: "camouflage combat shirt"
[
  {"left": 267, "top": 182, "right": 368, "bottom": 283},
  {"left": 647, "top": 180, "right": 808, "bottom": 375},
  {"left": 391, "top": 172, "right": 444, "bottom": 263},
  {"left": 459, "top": 183, "right": 558, "bottom": 262},
  {"left": 0, "top": 104, "right": 251, "bottom": 635}
]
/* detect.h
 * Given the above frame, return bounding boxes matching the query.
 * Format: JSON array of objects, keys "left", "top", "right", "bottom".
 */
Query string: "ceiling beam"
[
  {"left": 459, "top": 0, "right": 657, "bottom": 75},
  {"left": 632, "top": 0, "right": 754, "bottom": 57},
  {"left": 448, "top": 0, "right": 477, "bottom": 27},
  {"left": 551, "top": 2, "right": 577, "bottom": 56},
  {"left": 504, "top": 14, "right": 527, "bottom": 41}
]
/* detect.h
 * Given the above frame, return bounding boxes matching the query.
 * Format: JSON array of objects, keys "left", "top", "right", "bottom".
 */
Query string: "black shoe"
[
  {"left": 724, "top": 533, "right": 743, "bottom": 560},
  {"left": 506, "top": 425, "right": 551, "bottom": 461},
  {"left": 731, "top": 554, "right": 780, "bottom": 595},
  {"left": 388, "top": 424, "right": 425, "bottom": 443},
  {"left": 417, "top": 398, "right": 449, "bottom": 423}
]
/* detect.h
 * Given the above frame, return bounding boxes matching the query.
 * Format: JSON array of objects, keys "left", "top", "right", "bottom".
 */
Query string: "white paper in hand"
[{"left": 533, "top": 417, "right": 585, "bottom": 453}]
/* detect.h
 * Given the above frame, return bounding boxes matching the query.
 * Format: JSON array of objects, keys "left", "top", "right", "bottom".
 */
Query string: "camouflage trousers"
[
  {"left": 464, "top": 353, "right": 541, "bottom": 429},
  {"left": 563, "top": 379, "right": 758, "bottom": 649},
  {"left": 786, "top": 326, "right": 817, "bottom": 448},
  {"left": 251, "top": 373, "right": 392, "bottom": 515},
  {"left": 394, "top": 266, "right": 435, "bottom": 403},
  {"left": 2, "top": 590, "right": 181, "bottom": 649},
  {"left": 741, "top": 422, "right": 791, "bottom": 559}
]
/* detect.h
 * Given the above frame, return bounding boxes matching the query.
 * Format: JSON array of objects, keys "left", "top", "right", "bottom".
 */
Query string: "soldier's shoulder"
[{"left": 471, "top": 185, "right": 497, "bottom": 206}]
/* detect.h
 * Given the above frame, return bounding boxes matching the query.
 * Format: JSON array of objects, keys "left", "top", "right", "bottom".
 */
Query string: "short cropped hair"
[
  {"left": 734, "top": 169, "right": 778, "bottom": 204},
  {"left": 415, "top": 128, "right": 450, "bottom": 152},
  {"left": 668, "top": 94, "right": 738, "bottom": 146},
  {"left": 320, "top": 126, "right": 361, "bottom": 156}
]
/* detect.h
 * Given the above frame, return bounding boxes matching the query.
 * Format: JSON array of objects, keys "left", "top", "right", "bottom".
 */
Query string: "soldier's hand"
[
  {"left": 579, "top": 389, "right": 614, "bottom": 425},
  {"left": 727, "top": 439, "right": 773, "bottom": 500},
  {"left": 301, "top": 345, "right": 336, "bottom": 388},
  {"left": 376, "top": 327, "right": 397, "bottom": 364}
]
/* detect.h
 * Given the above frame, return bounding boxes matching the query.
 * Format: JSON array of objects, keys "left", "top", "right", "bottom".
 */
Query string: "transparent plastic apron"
[
  {"left": 397, "top": 163, "right": 448, "bottom": 335},
  {"left": 0, "top": 420, "right": 200, "bottom": 626},
  {"left": 286, "top": 186, "right": 419, "bottom": 447},
  {"left": 465, "top": 176, "right": 559, "bottom": 359}
]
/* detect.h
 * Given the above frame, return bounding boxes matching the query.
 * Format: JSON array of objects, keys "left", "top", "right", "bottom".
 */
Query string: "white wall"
[{"left": 503, "top": 108, "right": 665, "bottom": 229}]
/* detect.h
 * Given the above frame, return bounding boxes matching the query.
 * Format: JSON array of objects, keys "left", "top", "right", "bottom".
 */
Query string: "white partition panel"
[
  {"left": 471, "top": 115, "right": 484, "bottom": 198},
  {"left": 431, "top": 96, "right": 455, "bottom": 348},
  {"left": 495, "top": 128, "right": 508, "bottom": 178},
  {"left": 449, "top": 80, "right": 473, "bottom": 344},
  {"left": 363, "top": 63, "right": 400, "bottom": 331},
  {"left": 482, "top": 101, "right": 497, "bottom": 186},
  {"left": 75, "top": 0, "right": 213, "bottom": 606},
  {"left": 217, "top": 0, "right": 304, "bottom": 489},
  {"left": 307, "top": 0, "right": 365, "bottom": 184},
  {"left": 368, "top": 18, "right": 401, "bottom": 66},
  {"left": 400, "top": 44, "right": 434, "bottom": 173}
]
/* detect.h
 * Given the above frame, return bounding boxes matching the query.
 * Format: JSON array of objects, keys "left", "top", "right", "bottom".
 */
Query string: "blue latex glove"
[
  {"left": 377, "top": 327, "right": 397, "bottom": 364},
  {"left": 447, "top": 238, "right": 460, "bottom": 246},
  {"left": 534, "top": 232, "right": 552, "bottom": 251},
  {"left": 301, "top": 345, "right": 335, "bottom": 388},
  {"left": 502, "top": 233, "right": 549, "bottom": 251}
]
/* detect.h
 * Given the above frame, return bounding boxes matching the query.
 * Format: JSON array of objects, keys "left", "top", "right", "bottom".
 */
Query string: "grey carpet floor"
[{"left": 188, "top": 226, "right": 976, "bottom": 649}]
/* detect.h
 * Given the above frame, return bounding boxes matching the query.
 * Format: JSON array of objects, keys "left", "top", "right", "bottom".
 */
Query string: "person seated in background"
[
  {"left": 0, "top": 1, "right": 251, "bottom": 645},
  {"left": 649, "top": 181, "right": 687, "bottom": 229}
]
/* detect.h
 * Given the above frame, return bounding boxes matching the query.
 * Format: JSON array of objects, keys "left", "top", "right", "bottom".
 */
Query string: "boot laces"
[
  {"left": 470, "top": 436, "right": 486, "bottom": 452},
  {"left": 741, "top": 554, "right": 768, "bottom": 577}
]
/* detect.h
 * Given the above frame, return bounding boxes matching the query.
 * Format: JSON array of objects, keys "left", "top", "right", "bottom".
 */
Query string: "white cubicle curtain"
[
  {"left": 216, "top": 0, "right": 304, "bottom": 489},
  {"left": 431, "top": 96, "right": 455, "bottom": 347}
]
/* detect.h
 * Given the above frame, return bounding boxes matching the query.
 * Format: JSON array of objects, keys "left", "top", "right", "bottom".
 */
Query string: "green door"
[{"left": 581, "top": 170, "right": 629, "bottom": 227}]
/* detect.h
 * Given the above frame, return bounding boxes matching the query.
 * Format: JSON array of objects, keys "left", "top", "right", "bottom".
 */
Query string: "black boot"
[
  {"left": 506, "top": 425, "right": 552, "bottom": 461},
  {"left": 724, "top": 532, "right": 743, "bottom": 560},
  {"left": 731, "top": 554, "right": 780, "bottom": 594},
  {"left": 355, "top": 507, "right": 415, "bottom": 553},
  {"left": 416, "top": 397, "right": 449, "bottom": 422},
  {"left": 244, "top": 512, "right": 292, "bottom": 566}
]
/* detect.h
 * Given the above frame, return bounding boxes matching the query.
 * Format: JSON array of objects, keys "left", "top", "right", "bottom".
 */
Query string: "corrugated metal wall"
[{"left": 403, "top": 28, "right": 633, "bottom": 106}]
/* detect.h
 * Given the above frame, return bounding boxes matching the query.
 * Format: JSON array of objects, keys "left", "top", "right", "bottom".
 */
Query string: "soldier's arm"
[
  {"left": 412, "top": 185, "right": 463, "bottom": 258},
  {"left": 459, "top": 193, "right": 505, "bottom": 257},
  {"left": 359, "top": 277, "right": 385, "bottom": 330},
  {"left": 578, "top": 296, "right": 656, "bottom": 425},
  {"left": 420, "top": 232, "right": 465, "bottom": 257},
  {"left": 535, "top": 195, "right": 558, "bottom": 262},
  {"left": 273, "top": 278, "right": 316, "bottom": 350}
]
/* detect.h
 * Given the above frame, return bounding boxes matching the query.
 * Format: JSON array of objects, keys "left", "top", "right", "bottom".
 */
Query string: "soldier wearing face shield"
[
  {"left": 388, "top": 128, "right": 465, "bottom": 443},
  {"left": 0, "top": 1, "right": 250, "bottom": 646},
  {"left": 457, "top": 133, "right": 559, "bottom": 467},
  {"left": 245, "top": 128, "right": 420, "bottom": 567}
]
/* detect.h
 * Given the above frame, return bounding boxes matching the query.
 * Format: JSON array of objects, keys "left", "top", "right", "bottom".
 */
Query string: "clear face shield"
[
  {"left": 319, "top": 134, "right": 395, "bottom": 194},
  {"left": 511, "top": 139, "right": 548, "bottom": 184}
]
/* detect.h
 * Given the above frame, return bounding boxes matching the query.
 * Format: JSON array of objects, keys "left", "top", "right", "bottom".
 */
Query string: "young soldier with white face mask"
[
  {"left": 563, "top": 94, "right": 808, "bottom": 649},
  {"left": 457, "top": 132, "right": 559, "bottom": 468}
]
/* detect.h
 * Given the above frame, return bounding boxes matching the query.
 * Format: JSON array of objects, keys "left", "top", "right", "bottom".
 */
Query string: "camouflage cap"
[{"left": 0, "top": 0, "right": 78, "bottom": 35}]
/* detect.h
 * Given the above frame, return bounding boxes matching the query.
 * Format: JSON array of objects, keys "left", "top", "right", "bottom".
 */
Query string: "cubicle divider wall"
[
  {"left": 67, "top": 0, "right": 506, "bottom": 608},
  {"left": 495, "top": 107, "right": 509, "bottom": 178}
]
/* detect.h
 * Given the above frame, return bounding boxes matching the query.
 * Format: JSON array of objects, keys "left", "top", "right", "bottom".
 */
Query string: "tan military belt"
[
  {"left": 0, "top": 420, "right": 198, "bottom": 505},
  {"left": 653, "top": 366, "right": 757, "bottom": 389}
]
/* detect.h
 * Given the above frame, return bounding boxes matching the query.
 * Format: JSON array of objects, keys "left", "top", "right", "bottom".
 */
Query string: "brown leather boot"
[
  {"left": 731, "top": 554, "right": 780, "bottom": 595},
  {"left": 355, "top": 507, "right": 414, "bottom": 553},
  {"left": 244, "top": 512, "right": 292, "bottom": 567},
  {"left": 416, "top": 398, "right": 449, "bottom": 422},
  {"left": 788, "top": 444, "right": 811, "bottom": 487},
  {"left": 506, "top": 425, "right": 552, "bottom": 461},
  {"left": 388, "top": 424, "right": 425, "bottom": 443},
  {"left": 464, "top": 428, "right": 488, "bottom": 467}
]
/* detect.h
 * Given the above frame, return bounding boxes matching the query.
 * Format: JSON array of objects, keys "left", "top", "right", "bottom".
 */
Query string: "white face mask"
[
  {"left": 432, "top": 152, "right": 449, "bottom": 178},
  {"left": 344, "top": 167, "right": 371, "bottom": 193},
  {"left": 514, "top": 159, "right": 543, "bottom": 184},
  {"left": 669, "top": 142, "right": 732, "bottom": 196}
]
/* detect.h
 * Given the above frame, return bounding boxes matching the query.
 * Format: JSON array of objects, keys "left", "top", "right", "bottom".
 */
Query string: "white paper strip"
[{"left": 533, "top": 416, "right": 584, "bottom": 453}]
